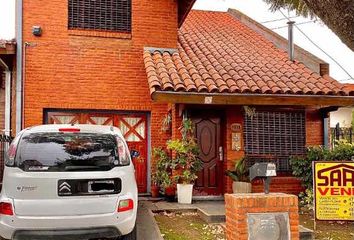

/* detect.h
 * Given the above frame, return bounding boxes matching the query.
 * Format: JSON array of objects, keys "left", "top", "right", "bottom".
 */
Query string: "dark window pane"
[
  {"left": 68, "top": 0, "right": 131, "bottom": 32},
  {"left": 16, "top": 132, "right": 118, "bottom": 172},
  {"left": 244, "top": 110, "right": 306, "bottom": 172}
]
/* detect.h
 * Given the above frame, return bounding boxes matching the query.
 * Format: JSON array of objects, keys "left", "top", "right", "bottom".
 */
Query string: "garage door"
[{"left": 46, "top": 111, "right": 148, "bottom": 193}]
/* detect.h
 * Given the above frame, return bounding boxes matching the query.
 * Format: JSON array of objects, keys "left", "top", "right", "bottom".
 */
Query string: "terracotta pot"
[
  {"left": 151, "top": 185, "right": 160, "bottom": 198},
  {"left": 232, "top": 181, "right": 252, "bottom": 193},
  {"left": 164, "top": 186, "right": 176, "bottom": 202}
]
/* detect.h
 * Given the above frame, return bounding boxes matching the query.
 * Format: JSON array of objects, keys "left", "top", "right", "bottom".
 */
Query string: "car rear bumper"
[
  {"left": 12, "top": 227, "right": 120, "bottom": 240},
  {"left": 0, "top": 210, "right": 136, "bottom": 240}
]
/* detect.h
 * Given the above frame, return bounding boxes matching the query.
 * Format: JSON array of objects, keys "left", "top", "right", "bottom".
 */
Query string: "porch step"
[{"left": 197, "top": 207, "right": 225, "bottom": 223}]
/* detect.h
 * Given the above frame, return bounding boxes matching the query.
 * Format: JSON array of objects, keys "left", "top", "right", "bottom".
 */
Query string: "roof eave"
[{"left": 151, "top": 91, "right": 354, "bottom": 107}]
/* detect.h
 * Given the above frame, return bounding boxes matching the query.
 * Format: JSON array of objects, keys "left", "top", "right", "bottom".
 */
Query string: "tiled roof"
[
  {"left": 144, "top": 10, "right": 350, "bottom": 96},
  {"left": 0, "top": 39, "right": 15, "bottom": 48},
  {"left": 344, "top": 84, "right": 354, "bottom": 94}
]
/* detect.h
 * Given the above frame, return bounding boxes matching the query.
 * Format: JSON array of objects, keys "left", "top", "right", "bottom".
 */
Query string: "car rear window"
[{"left": 15, "top": 132, "right": 118, "bottom": 172}]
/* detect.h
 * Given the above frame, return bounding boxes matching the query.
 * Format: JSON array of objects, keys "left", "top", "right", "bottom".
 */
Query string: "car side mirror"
[{"left": 130, "top": 150, "right": 140, "bottom": 158}]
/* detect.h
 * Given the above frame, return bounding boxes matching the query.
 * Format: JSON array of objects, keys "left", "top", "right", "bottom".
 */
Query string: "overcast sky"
[{"left": 0, "top": 0, "right": 353, "bottom": 83}]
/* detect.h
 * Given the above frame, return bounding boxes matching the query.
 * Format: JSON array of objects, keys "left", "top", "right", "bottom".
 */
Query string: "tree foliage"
[{"left": 263, "top": 0, "right": 354, "bottom": 51}]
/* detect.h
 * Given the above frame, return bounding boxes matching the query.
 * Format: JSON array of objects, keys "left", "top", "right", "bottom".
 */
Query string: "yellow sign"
[{"left": 313, "top": 162, "right": 354, "bottom": 221}]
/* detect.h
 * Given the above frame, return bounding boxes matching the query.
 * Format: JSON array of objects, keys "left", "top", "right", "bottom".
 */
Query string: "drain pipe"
[
  {"left": 16, "top": 0, "right": 23, "bottom": 133},
  {"left": 287, "top": 21, "right": 295, "bottom": 61},
  {"left": 0, "top": 58, "right": 11, "bottom": 136}
]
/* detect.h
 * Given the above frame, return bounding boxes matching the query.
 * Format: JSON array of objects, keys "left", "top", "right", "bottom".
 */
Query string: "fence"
[
  {"left": 330, "top": 123, "right": 354, "bottom": 148},
  {"left": 0, "top": 134, "right": 13, "bottom": 185}
]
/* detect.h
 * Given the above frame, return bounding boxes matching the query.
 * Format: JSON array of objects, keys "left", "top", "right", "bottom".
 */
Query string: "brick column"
[{"left": 225, "top": 193, "right": 299, "bottom": 240}]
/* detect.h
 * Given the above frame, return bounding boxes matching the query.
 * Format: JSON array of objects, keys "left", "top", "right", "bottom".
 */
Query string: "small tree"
[{"left": 168, "top": 118, "right": 202, "bottom": 184}]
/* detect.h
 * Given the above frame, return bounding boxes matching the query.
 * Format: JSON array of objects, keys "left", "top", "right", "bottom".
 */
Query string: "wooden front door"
[
  {"left": 193, "top": 117, "right": 223, "bottom": 195},
  {"left": 47, "top": 112, "right": 148, "bottom": 193}
]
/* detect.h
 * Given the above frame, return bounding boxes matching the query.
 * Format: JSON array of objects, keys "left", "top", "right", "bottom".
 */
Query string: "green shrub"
[{"left": 290, "top": 140, "right": 354, "bottom": 190}]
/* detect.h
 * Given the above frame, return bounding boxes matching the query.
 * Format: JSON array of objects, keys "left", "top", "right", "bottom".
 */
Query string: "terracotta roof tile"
[{"left": 144, "top": 10, "right": 351, "bottom": 96}]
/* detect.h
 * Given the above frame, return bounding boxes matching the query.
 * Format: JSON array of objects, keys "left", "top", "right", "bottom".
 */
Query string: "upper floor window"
[{"left": 68, "top": 0, "right": 131, "bottom": 32}]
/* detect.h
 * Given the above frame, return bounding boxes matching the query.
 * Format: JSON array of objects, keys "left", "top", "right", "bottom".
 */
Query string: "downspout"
[
  {"left": 323, "top": 117, "right": 329, "bottom": 148},
  {"left": 16, "top": 0, "right": 23, "bottom": 133},
  {"left": 0, "top": 58, "right": 11, "bottom": 136}
]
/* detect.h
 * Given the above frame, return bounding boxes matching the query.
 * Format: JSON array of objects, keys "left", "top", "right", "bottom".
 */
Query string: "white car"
[{"left": 0, "top": 124, "right": 138, "bottom": 240}]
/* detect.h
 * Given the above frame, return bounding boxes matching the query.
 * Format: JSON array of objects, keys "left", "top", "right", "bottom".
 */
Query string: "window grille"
[
  {"left": 68, "top": 0, "right": 131, "bottom": 32},
  {"left": 244, "top": 110, "right": 306, "bottom": 172}
]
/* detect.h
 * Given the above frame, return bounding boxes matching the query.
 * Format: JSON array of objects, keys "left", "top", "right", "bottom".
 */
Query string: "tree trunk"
[{"left": 303, "top": 0, "right": 354, "bottom": 51}]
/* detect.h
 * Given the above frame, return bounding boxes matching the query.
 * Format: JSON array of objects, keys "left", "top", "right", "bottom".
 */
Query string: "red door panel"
[
  {"left": 193, "top": 117, "right": 223, "bottom": 195},
  {"left": 118, "top": 115, "right": 148, "bottom": 193},
  {"left": 46, "top": 112, "right": 148, "bottom": 193}
]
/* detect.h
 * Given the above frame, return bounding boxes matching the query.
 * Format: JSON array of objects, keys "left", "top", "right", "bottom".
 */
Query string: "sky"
[{"left": 0, "top": 0, "right": 353, "bottom": 83}]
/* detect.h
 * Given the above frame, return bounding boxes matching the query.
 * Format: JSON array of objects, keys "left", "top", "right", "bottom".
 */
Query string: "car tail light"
[
  {"left": 0, "top": 202, "right": 13, "bottom": 216},
  {"left": 116, "top": 137, "right": 129, "bottom": 166},
  {"left": 6, "top": 141, "right": 18, "bottom": 166},
  {"left": 59, "top": 128, "right": 80, "bottom": 132},
  {"left": 118, "top": 199, "right": 134, "bottom": 212}
]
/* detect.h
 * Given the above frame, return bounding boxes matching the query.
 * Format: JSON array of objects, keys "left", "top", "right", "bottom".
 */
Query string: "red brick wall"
[
  {"left": 22, "top": 0, "right": 178, "bottom": 187},
  {"left": 225, "top": 193, "right": 299, "bottom": 240},
  {"left": 306, "top": 108, "right": 324, "bottom": 146},
  {"left": 22, "top": 0, "right": 177, "bottom": 125},
  {"left": 225, "top": 106, "right": 244, "bottom": 193}
]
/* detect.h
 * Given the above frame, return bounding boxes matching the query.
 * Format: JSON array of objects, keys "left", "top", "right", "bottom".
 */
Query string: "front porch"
[{"left": 166, "top": 104, "right": 325, "bottom": 196}]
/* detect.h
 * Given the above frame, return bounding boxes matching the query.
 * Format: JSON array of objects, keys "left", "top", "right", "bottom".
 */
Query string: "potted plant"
[
  {"left": 168, "top": 119, "right": 202, "bottom": 204},
  {"left": 226, "top": 157, "right": 252, "bottom": 193},
  {"left": 152, "top": 147, "right": 176, "bottom": 201},
  {"left": 151, "top": 171, "right": 160, "bottom": 198}
]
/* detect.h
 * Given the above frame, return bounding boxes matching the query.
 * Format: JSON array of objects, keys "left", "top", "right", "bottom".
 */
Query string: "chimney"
[{"left": 287, "top": 21, "right": 295, "bottom": 61}]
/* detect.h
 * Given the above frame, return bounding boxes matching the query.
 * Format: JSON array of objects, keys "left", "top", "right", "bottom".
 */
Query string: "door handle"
[{"left": 219, "top": 146, "right": 223, "bottom": 161}]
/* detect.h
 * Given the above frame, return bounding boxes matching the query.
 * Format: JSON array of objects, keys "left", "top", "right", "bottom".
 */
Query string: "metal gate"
[{"left": 0, "top": 134, "right": 13, "bottom": 185}]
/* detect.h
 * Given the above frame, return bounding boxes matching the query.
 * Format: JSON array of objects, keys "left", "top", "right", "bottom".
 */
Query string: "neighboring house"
[
  {"left": 0, "top": 40, "right": 16, "bottom": 135},
  {"left": 11, "top": 1, "right": 354, "bottom": 195},
  {"left": 0, "top": 40, "right": 16, "bottom": 182}
]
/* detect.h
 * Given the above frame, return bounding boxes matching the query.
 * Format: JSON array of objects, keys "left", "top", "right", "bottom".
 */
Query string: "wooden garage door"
[{"left": 47, "top": 112, "right": 148, "bottom": 193}]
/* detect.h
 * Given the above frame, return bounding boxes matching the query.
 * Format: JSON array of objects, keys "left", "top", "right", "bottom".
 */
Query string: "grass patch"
[
  {"left": 300, "top": 211, "right": 354, "bottom": 240},
  {"left": 154, "top": 211, "right": 225, "bottom": 240}
]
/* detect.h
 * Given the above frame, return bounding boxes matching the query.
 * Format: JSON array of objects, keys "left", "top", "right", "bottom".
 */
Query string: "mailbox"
[{"left": 249, "top": 163, "right": 277, "bottom": 194}]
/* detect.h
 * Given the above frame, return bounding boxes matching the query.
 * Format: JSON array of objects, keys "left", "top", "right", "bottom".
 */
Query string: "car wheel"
[{"left": 120, "top": 225, "right": 137, "bottom": 240}]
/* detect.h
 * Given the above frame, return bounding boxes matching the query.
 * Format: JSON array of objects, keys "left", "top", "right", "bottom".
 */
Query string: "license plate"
[{"left": 88, "top": 180, "right": 115, "bottom": 193}]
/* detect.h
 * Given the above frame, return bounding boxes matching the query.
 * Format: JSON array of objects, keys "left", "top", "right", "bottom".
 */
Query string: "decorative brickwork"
[{"left": 225, "top": 193, "right": 299, "bottom": 240}]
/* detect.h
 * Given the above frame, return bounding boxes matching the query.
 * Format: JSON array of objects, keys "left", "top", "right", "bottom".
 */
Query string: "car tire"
[{"left": 120, "top": 225, "right": 137, "bottom": 240}]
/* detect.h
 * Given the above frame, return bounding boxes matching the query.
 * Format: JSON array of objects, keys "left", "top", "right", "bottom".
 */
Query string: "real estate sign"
[{"left": 313, "top": 161, "right": 354, "bottom": 221}]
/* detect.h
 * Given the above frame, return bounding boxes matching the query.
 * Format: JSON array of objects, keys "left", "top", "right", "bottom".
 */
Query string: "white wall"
[{"left": 330, "top": 107, "right": 353, "bottom": 128}]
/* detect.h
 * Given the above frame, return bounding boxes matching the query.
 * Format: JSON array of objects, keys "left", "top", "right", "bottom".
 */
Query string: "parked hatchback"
[{"left": 0, "top": 124, "right": 138, "bottom": 240}]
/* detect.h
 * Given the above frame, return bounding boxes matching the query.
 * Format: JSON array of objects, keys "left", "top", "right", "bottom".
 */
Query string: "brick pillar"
[{"left": 225, "top": 193, "right": 299, "bottom": 240}]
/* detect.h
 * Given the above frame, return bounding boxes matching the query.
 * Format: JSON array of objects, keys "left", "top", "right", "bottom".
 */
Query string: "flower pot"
[
  {"left": 177, "top": 183, "right": 193, "bottom": 204},
  {"left": 151, "top": 185, "right": 160, "bottom": 198},
  {"left": 232, "top": 181, "right": 252, "bottom": 193},
  {"left": 164, "top": 186, "right": 176, "bottom": 202}
]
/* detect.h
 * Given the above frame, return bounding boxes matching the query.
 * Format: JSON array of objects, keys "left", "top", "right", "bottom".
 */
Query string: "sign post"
[{"left": 313, "top": 161, "right": 354, "bottom": 221}]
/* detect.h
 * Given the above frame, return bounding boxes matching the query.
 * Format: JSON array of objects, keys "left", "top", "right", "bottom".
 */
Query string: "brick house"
[{"left": 11, "top": 0, "right": 354, "bottom": 195}]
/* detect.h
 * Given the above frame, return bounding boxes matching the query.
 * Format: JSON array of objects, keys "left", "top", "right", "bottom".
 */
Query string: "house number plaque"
[{"left": 231, "top": 123, "right": 242, "bottom": 151}]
